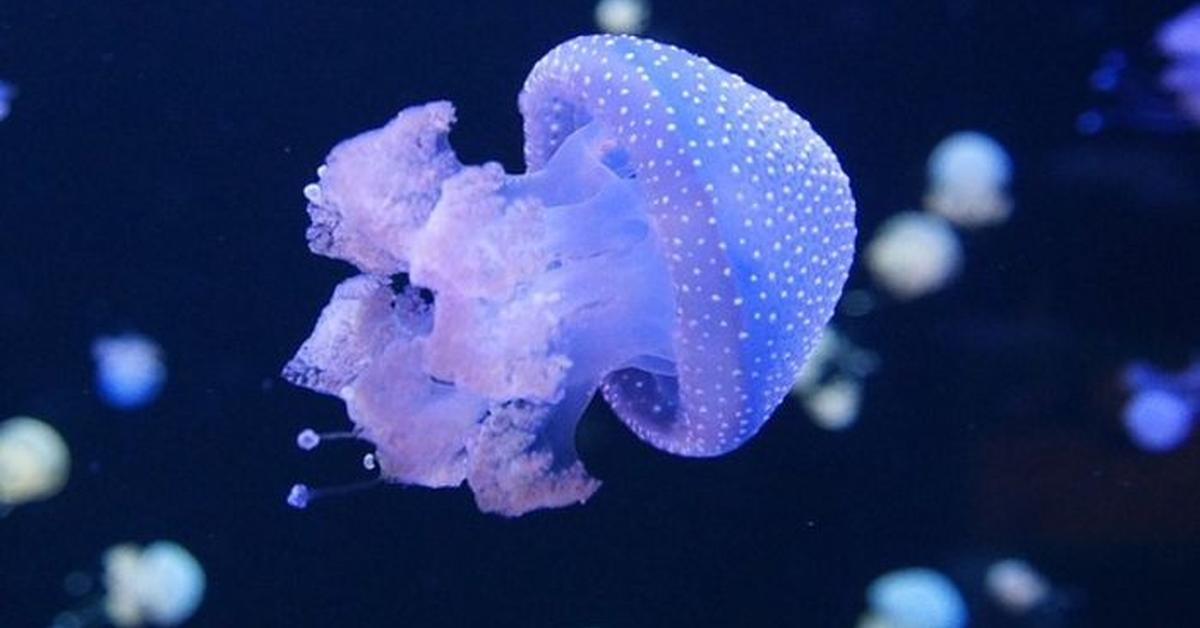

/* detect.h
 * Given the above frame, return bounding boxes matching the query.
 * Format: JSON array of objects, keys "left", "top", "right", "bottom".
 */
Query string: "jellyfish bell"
[
  {"left": 923, "top": 131, "right": 1013, "bottom": 228},
  {"left": 865, "top": 567, "right": 968, "bottom": 628},
  {"left": 91, "top": 333, "right": 167, "bottom": 410},
  {"left": 865, "top": 211, "right": 962, "bottom": 301},
  {"left": 0, "top": 416, "right": 70, "bottom": 509},
  {"left": 285, "top": 35, "right": 857, "bottom": 516},
  {"left": 103, "top": 541, "right": 205, "bottom": 627},
  {"left": 594, "top": 0, "right": 650, "bottom": 35}
]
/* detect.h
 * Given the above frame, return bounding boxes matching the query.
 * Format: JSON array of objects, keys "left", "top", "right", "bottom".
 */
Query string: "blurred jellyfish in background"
[
  {"left": 865, "top": 211, "right": 962, "bottom": 301},
  {"left": 0, "top": 416, "right": 70, "bottom": 511},
  {"left": 594, "top": 0, "right": 649, "bottom": 34},
  {"left": 53, "top": 541, "right": 206, "bottom": 628},
  {"left": 0, "top": 79, "right": 14, "bottom": 122},
  {"left": 1080, "top": 5, "right": 1200, "bottom": 134},
  {"left": 984, "top": 558, "right": 1052, "bottom": 617},
  {"left": 801, "top": 378, "right": 863, "bottom": 431},
  {"left": 1157, "top": 4, "right": 1200, "bottom": 125},
  {"left": 1079, "top": 49, "right": 1192, "bottom": 133},
  {"left": 859, "top": 567, "right": 967, "bottom": 628},
  {"left": 285, "top": 35, "right": 856, "bottom": 516},
  {"left": 102, "top": 542, "right": 205, "bottom": 627},
  {"left": 862, "top": 132, "right": 1011, "bottom": 306},
  {"left": 1121, "top": 359, "right": 1199, "bottom": 452},
  {"left": 92, "top": 333, "right": 166, "bottom": 410},
  {"left": 1123, "top": 389, "right": 1192, "bottom": 451},
  {"left": 923, "top": 131, "right": 1013, "bottom": 229},
  {"left": 791, "top": 328, "right": 878, "bottom": 431}
]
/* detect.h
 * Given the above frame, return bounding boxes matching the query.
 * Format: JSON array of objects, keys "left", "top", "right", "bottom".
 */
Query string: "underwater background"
[{"left": 2, "top": 1, "right": 1199, "bottom": 626}]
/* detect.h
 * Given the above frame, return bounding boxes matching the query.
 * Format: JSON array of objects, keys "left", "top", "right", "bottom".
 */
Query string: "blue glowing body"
[
  {"left": 868, "top": 568, "right": 968, "bottom": 628},
  {"left": 1123, "top": 360, "right": 1200, "bottom": 452}
]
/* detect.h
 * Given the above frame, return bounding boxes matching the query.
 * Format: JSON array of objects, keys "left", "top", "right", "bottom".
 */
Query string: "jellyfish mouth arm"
[
  {"left": 288, "top": 105, "right": 677, "bottom": 514},
  {"left": 284, "top": 275, "right": 484, "bottom": 488},
  {"left": 466, "top": 397, "right": 602, "bottom": 517},
  {"left": 303, "top": 101, "right": 463, "bottom": 276},
  {"left": 282, "top": 274, "right": 400, "bottom": 395}
]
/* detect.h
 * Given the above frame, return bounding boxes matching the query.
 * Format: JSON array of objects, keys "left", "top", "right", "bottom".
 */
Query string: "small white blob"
[
  {"left": 92, "top": 333, "right": 167, "bottom": 410},
  {"left": 865, "top": 212, "right": 963, "bottom": 300},
  {"left": 802, "top": 378, "right": 863, "bottom": 431},
  {"left": 303, "top": 182, "right": 323, "bottom": 204},
  {"left": 1123, "top": 387, "right": 1194, "bottom": 452},
  {"left": 104, "top": 541, "right": 206, "bottom": 627},
  {"left": 594, "top": 0, "right": 650, "bottom": 35},
  {"left": 0, "top": 416, "right": 70, "bottom": 507},
  {"left": 296, "top": 428, "right": 320, "bottom": 451},
  {"left": 985, "top": 559, "right": 1051, "bottom": 615},
  {"left": 863, "top": 567, "right": 968, "bottom": 628},
  {"left": 923, "top": 131, "right": 1013, "bottom": 228}
]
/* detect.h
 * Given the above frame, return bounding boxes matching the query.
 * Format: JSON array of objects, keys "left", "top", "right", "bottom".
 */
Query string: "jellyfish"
[
  {"left": 0, "top": 79, "right": 13, "bottom": 122},
  {"left": 92, "top": 333, "right": 167, "bottom": 410},
  {"left": 284, "top": 35, "right": 857, "bottom": 516},
  {"left": 864, "top": 211, "right": 962, "bottom": 301},
  {"left": 53, "top": 541, "right": 206, "bottom": 628},
  {"left": 1124, "top": 389, "right": 1192, "bottom": 452},
  {"left": 859, "top": 567, "right": 967, "bottom": 628},
  {"left": 101, "top": 542, "right": 205, "bottom": 627},
  {"left": 1121, "top": 359, "right": 1199, "bottom": 452},
  {"left": 0, "top": 415, "right": 70, "bottom": 511},
  {"left": 800, "top": 378, "right": 862, "bottom": 430},
  {"left": 1078, "top": 48, "right": 1198, "bottom": 133},
  {"left": 790, "top": 327, "right": 877, "bottom": 431},
  {"left": 594, "top": 0, "right": 650, "bottom": 35},
  {"left": 984, "top": 558, "right": 1052, "bottom": 616},
  {"left": 1079, "top": 6, "right": 1200, "bottom": 134},
  {"left": 922, "top": 131, "right": 1012, "bottom": 228},
  {"left": 1158, "top": 4, "right": 1200, "bottom": 125},
  {"left": 1122, "top": 360, "right": 1200, "bottom": 449}
]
